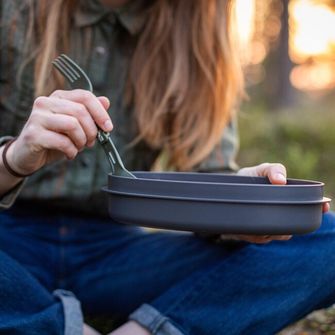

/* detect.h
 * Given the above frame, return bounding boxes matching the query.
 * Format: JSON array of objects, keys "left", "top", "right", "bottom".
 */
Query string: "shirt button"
[
  {"left": 95, "top": 46, "right": 106, "bottom": 56},
  {"left": 80, "top": 156, "right": 90, "bottom": 167}
]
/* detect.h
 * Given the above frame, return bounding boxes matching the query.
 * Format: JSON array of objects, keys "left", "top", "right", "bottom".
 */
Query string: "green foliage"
[{"left": 237, "top": 97, "right": 335, "bottom": 199}]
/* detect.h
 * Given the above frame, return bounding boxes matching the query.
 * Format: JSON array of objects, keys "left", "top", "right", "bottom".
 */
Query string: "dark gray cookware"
[{"left": 103, "top": 172, "right": 330, "bottom": 235}]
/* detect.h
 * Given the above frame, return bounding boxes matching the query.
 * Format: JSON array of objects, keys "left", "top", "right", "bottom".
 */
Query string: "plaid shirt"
[{"left": 0, "top": 0, "right": 239, "bottom": 216}]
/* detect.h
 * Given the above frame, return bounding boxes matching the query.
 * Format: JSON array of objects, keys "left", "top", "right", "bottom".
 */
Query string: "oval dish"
[{"left": 103, "top": 172, "right": 329, "bottom": 235}]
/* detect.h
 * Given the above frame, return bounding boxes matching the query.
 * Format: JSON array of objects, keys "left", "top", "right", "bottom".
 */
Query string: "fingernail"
[
  {"left": 104, "top": 120, "right": 113, "bottom": 131},
  {"left": 279, "top": 236, "right": 291, "bottom": 240},
  {"left": 275, "top": 173, "right": 286, "bottom": 183}
]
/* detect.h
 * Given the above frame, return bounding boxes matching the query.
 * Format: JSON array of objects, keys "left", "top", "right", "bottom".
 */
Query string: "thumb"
[
  {"left": 98, "top": 96, "right": 110, "bottom": 110},
  {"left": 268, "top": 164, "right": 287, "bottom": 185}
]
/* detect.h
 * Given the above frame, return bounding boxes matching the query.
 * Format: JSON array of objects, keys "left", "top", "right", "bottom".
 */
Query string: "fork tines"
[{"left": 52, "top": 55, "right": 81, "bottom": 83}]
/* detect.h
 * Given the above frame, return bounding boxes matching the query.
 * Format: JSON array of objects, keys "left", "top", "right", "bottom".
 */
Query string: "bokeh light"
[
  {"left": 235, "top": 0, "right": 335, "bottom": 92},
  {"left": 290, "top": 0, "right": 335, "bottom": 61},
  {"left": 235, "top": 0, "right": 255, "bottom": 63}
]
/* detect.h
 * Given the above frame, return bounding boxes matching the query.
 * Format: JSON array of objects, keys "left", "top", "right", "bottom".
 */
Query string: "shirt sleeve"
[
  {"left": 0, "top": 136, "right": 26, "bottom": 211},
  {"left": 0, "top": 2, "right": 29, "bottom": 211},
  {"left": 194, "top": 116, "right": 240, "bottom": 173}
]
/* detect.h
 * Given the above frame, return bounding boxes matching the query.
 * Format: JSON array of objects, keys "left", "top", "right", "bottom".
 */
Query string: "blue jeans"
[{"left": 1, "top": 205, "right": 335, "bottom": 335}]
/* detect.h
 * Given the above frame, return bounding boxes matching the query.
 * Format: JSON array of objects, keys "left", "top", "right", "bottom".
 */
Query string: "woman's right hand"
[{"left": 6, "top": 89, "right": 113, "bottom": 176}]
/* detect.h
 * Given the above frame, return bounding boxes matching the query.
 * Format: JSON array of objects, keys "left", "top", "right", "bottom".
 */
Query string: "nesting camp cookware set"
[{"left": 52, "top": 55, "right": 330, "bottom": 235}]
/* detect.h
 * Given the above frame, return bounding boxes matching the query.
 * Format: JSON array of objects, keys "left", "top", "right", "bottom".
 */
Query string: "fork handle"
[{"left": 97, "top": 130, "right": 125, "bottom": 169}]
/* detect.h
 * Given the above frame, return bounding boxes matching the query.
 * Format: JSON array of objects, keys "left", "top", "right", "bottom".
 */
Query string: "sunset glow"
[
  {"left": 290, "top": 0, "right": 335, "bottom": 61},
  {"left": 291, "top": 62, "right": 335, "bottom": 91},
  {"left": 290, "top": 0, "right": 335, "bottom": 91},
  {"left": 235, "top": 0, "right": 255, "bottom": 61},
  {"left": 235, "top": 0, "right": 335, "bottom": 92},
  {"left": 235, "top": 0, "right": 255, "bottom": 45}
]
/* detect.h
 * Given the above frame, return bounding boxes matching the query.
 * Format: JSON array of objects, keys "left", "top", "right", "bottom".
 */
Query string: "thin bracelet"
[{"left": 2, "top": 138, "right": 32, "bottom": 178}]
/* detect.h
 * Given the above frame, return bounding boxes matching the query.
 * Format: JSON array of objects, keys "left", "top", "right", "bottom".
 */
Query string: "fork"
[{"left": 52, "top": 54, "right": 136, "bottom": 179}]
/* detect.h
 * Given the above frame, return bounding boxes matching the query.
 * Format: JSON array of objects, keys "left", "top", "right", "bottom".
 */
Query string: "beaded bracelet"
[{"left": 2, "top": 138, "right": 31, "bottom": 178}]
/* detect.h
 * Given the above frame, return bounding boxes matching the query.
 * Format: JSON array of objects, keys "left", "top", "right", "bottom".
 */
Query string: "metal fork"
[{"left": 52, "top": 54, "right": 136, "bottom": 178}]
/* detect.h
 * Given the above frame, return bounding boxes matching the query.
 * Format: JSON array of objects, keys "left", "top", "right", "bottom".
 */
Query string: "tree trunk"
[{"left": 275, "top": 0, "right": 295, "bottom": 108}]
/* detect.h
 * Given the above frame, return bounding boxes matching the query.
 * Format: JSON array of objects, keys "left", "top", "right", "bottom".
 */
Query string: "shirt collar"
[{"left": 74, "top": 0, "right": 147, "bottom": 35}]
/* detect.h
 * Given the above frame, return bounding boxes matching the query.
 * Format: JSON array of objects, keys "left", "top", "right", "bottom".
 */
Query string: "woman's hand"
[
  {"left": 6, "top": 89, "right": 112, "bottom": 176},
  {"left": 226, "top": 163, "right": 330, "bottom": 244}
]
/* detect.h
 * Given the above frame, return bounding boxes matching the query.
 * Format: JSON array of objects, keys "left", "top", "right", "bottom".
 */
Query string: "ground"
[{"left": 279, "top": 307, "right": 335, "bottom": 335}]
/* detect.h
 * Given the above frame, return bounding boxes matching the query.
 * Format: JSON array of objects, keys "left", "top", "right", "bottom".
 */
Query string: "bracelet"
[{"left": 2, "top": 138, "right": 32, "bottom": 178}]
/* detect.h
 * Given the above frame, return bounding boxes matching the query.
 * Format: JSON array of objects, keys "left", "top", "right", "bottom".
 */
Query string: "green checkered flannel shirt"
[{"left": 0, "top": 0, "right": 239, "bottom": 216}]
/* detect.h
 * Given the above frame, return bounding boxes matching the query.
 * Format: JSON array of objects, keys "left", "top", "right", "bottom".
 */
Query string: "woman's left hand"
[{"left": 226, "top": 162, "right": 330, "bottom": 244}]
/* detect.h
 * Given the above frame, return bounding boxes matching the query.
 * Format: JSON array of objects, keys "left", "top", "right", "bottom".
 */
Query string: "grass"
[{"left": 237, "top": 94, "right": 335, "bottom": 199}]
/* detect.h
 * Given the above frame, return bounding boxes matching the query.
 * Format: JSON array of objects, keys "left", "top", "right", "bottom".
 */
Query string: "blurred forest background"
[
  {"left": 235, "top": 0, "right": 335, "bottom": 200},
  {"left": 235, "top": 1, "right": 335, "bottom": 333}
]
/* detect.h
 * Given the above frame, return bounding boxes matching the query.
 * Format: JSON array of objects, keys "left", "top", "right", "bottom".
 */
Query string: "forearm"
[{"left": 0, "top": 144, "right": 23, "bottom": 197}]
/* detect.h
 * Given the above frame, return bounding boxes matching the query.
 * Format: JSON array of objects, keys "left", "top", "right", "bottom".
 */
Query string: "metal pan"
[{"left": 102, "top": 172, "right": 329, "bottom": 235}]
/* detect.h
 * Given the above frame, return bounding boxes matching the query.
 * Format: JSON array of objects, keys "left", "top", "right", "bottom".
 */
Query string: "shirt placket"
[{"left": 72, "top": 17, "right": 117, "bottom": 197}]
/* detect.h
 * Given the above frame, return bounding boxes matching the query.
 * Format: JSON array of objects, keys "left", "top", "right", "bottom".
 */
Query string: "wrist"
[
  {"left": 2, "top": 138, "right": 32, "bottom": 178},
  {"left": 0, "top": 146, "right": 21, "bottom": 184}
]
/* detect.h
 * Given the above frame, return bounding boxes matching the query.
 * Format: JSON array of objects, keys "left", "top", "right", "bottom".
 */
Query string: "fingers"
[
  {"left": 235, "top": 234, "right": 292, "bottom": 244},
  {"left": 267, "top": 164, "right": 287, "bottom": 185},
  {"left": 40, "top": 113, "right": 87, "bottom": 151},
  {"left": 98, "top": 96, "right": 110, "bottom": 110},
  {"left": 50, "top": 90, "right": 113, "bottom": 132},
  {"left": 256, "top": 163, "right": 287, "bottom": 185},
  {"left": 34, "top": 130, "right": 79, "bottom": 160},
  {"left": 238, "top": 163, "right": 287, "bottom": 185},
  {"left": 34, "top": 97, "right": 98, "bottom": 147},
  {"left": 237, "top": 235, "right": 273, "bottom": 244},
  {"left": 271, "top": 235, "right": 292, "bottom": 241},
  {"left": 323, "top": 202, "right": 330, "bottom": 213},
  {"left": 10, "top": 91, "right": 112, "bottom": 174}
]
